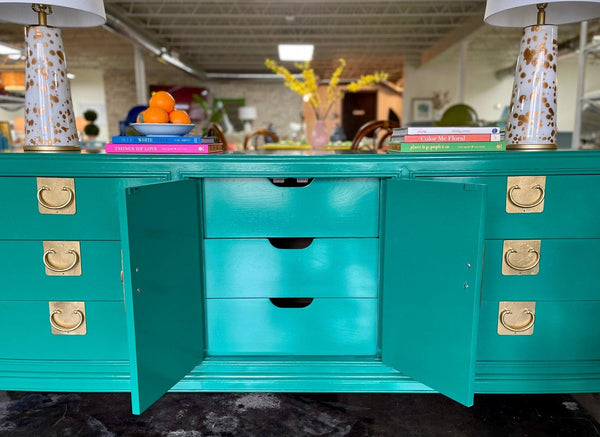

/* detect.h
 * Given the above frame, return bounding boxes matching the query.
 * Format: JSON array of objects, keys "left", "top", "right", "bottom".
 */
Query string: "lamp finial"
[
  {"left": 536, "top": 3, "right": 548, "bottom": 25},
  {"left": 31, "top": 4, "right": 53, "bottom": 26}
]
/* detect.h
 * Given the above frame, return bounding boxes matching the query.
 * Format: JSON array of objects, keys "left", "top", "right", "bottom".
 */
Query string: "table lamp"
[
  {"left": 485, "top": 0, "right": 600, "bottom": 150},
  {"left": 0, "top": 1, "right": 105, "bottom": 152},
  {"left": 238, "top": 106, "right": 257, "bottom": 133}
]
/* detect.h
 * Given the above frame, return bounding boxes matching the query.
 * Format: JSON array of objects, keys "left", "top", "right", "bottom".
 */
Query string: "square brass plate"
[
  {"left": 42, "top": 241, "right": 81, "bottom": 276},
  {"left": 506, "top": 176, "right": 545, "bottom": 213},
  {"left": 502, "top": 240, "right": 541, "bottom": 276},
  {"left": 498, "top": 301, "right": 535, "bottom": 335},
  {"left": 37, "top": 177, "right": 76, "bottom": 214},
  {"left": 49, "top": 301, "right": 86, "bottom": 335}
]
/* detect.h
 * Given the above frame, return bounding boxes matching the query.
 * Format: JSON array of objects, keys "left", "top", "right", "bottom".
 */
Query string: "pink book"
[
  {"left": 105, "top": 143, "right": 223, "bottom": 154},
  {"left": 399, "top": 134, "right": 502, "bottom": 143}
]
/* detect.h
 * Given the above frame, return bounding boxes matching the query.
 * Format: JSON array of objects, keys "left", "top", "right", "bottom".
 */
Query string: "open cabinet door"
[
  {"left": 382, "top": 178, "right": 486, "bottom": 406},
  {"left": 120, "top": 180, "right": 204, "bottom": 414}
]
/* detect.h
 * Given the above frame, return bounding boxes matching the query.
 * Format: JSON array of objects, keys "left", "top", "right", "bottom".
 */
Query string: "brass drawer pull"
[
  {"left": 49, "top": 308, "right": 84, "bottom": 332},
  {"left": 43, "top": 248, "right": 79, "bottom": 272},
  {"left": 37, "top": 185, "right": 74, "bottom": 210},
  {"left": 504, "top": 247, "right": 540, "bottom": 271},
  {"left": 500, "top": 308, "right": 535, "bottom": 332},
  {"left": 508, "top": 184, "right": 545, "bottom": 208}
]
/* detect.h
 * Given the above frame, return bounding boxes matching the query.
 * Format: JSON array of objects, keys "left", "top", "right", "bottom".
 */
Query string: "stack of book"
[
  {"left": 387, "top": 126, "right": 505, "bottom": 153},
  {"left": 105, "top": 135, "right": 224, "bottom": 154}
]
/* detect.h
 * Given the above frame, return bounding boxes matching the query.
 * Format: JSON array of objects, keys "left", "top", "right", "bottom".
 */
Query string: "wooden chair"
[
  {"left": 243, "top": 129, "right": 279, "bottom": 150},
  {"left": 350, "top": 120, "right": 400, "bottom": 151},
  {"left": 206, "top": 122, "right": 228, "bottom": 151}
]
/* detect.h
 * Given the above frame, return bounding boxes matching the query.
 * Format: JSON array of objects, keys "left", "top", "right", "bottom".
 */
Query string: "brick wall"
[{"left": 63, "top": 27, "right": 303, "bottom": 140}]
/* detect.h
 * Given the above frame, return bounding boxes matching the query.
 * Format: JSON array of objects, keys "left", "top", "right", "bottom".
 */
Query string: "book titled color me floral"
[{"left": 105, "top": 143, "right": 223, "bottom": 154}]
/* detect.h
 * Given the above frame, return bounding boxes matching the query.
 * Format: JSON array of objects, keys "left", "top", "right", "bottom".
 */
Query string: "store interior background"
[{"left": 0, "top": 10, "right": 599, "bottom": 147}]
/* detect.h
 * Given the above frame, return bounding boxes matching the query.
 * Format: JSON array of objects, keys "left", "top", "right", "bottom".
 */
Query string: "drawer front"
[
  {"left": 0, "top": 240, "right": 123, "bottom": 301},
  {"left": 203, "top": 178, "right": 379, "bottom": 237},
  {"left": 477, "top": 300, "right": 600, "bottom": 361},
  {"left": 206, "top": 298, "right": 377, "bottom": 355},
  {"left": 428, "top": 175, "right": 600, "bottom": 239},
  {"left": 205, "top": 238, "right": 378, "bottom": 298},
  {"left": 1, "top": 176, "right": 164, "bottom": 240},
  {"left": 482, "top": 239, "right": 600, "bottom": 301},
  {"left": 0, "top": 301, "right": 128, "bottom": 360}
]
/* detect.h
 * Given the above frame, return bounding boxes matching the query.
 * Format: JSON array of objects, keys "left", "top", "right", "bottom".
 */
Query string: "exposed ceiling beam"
[{"left": 420, "top": 4, "right": 487, "bottom": 66}]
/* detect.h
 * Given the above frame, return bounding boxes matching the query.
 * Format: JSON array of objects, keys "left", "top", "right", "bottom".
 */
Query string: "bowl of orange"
[{"left": 133, "top": 91, "right": 195, "bottom": 136}]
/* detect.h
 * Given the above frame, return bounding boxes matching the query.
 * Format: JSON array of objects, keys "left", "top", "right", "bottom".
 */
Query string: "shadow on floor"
[{"left": 1, "top": 391, "right": 599, "bottom": 436}]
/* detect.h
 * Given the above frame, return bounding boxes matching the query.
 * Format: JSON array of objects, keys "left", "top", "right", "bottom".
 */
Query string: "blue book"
[{"left": 111, "top": 135, "right": 216, "bottom": 144}]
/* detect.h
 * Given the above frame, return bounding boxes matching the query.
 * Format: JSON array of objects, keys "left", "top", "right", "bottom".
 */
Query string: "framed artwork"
[{"left": 411, "top": 98, "right": 434, "bottom": 122}]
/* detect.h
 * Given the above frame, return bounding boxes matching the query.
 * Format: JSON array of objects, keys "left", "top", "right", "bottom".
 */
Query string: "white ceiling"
[{"left": 0, "top": 0, "right": 599, "bottom": 83}]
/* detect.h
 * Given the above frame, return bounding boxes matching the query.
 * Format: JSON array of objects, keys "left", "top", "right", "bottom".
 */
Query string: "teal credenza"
[{"left": 1, "top": 151, "right": 599, "bottom": 414}]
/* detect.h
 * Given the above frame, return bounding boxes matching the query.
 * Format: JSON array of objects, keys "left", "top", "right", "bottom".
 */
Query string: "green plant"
[
  {"left": 192, "top": 94, "right": 225, "bottom": 134},
  {"left": 84, "top": 123, "right": 99, "bottom": 136},
  {"left": 83, "top": 109, "right": 99, "bottom": 137},
  {"left": 83, "top": 109, "right": 98, "bottom": 122}
]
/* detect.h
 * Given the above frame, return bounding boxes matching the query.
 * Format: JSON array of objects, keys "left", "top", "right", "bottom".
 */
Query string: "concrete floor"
[{"left": 1, "top": 391, "right": 599, "bottom": 436}]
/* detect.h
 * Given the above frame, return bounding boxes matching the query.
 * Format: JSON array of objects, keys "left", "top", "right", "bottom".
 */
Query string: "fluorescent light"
[
  {"left": 0, "top": 42, "right": 21, "bottom": 56},
  {"left": 278, "top": 44, "right": 314, "bottom": 61}
]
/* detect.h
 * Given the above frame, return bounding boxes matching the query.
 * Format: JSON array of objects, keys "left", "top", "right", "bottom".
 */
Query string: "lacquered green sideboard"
[{"left": 1, "top": 151, "right": 599, "bottom": 414}]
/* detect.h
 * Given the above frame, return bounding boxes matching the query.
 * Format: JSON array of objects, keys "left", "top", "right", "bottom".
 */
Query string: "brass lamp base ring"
[
  {"left": 24, "top": 145, "right": 81, "bottom": 153},
  {"left": 506, "top": 143, "right": 557, "bottom": 151}
]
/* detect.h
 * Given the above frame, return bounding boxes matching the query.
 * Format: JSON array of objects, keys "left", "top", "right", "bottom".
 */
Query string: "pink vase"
[{"left": 311, "top": 119, "right": 328, "bottom": 149}]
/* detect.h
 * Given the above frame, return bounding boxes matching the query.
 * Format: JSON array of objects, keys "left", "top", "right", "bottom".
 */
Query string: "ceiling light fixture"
[
  {"left": 0, "top": 42, "right": 21, "bottom": 56},
  {"left": 278, "top": 44, "right": 314, "bottom": 62}
]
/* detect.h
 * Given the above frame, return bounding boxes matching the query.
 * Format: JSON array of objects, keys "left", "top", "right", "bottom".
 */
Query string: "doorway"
[{"left": 342, "top": 91, "right": 377, "bottom": 140}]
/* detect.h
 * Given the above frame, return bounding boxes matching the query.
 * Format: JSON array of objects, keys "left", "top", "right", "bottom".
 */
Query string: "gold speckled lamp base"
[
  {"left": 506, "top": 24, "right": 558, "bottom": 151},
  {"left": 24, "top": 25, "right": 80, "bottom": 153}
]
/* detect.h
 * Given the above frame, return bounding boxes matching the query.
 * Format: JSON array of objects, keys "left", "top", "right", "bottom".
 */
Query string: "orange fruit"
[
  {"left": 136, "top": 110, "right": 146, "bottom": 123},
  {"left": 169, "top": 109, "right": 191, "bottom": 124},
  {"left": 149, "top": 91, "right": 176, "bottom": 113},
  {"left": 139, "top": 106, "right": 169, "bottom": 123}
]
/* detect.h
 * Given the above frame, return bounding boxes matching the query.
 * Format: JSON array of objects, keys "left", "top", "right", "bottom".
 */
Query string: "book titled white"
[{"left": 393, "top": 126, "right": 501, "bottom": 135}]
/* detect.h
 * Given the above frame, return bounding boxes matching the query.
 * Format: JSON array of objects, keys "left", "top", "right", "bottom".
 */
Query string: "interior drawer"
[
  {"left": 1, "top": 176, "right": 164, "bottom": 240},
  {"left": 203, "top": 177, "right": 379, "bottom": 237},
  {"left": 427, "top": 175, "right": 600, "bottom": 239},
  {"left": 0, "top": 240, "right": 123, "bottom": 301},
  {"left": 205, "top": 238, "right": 378, "bottom": 298},
  {"left": 481, "top": 239, "right": 600, "bottom": 301},
  {"left": 206, "top": 298, "right": 377, "bottom": 355},
  {"left": 477, "top": 300, "right": 600, "bottom": 362},
  {"left": 0, "top": 300, "right": 128, "bottom": 360}
]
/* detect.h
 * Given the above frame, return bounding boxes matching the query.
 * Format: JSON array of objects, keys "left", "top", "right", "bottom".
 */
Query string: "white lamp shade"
[
  {"left": 238, "top": 106, "right": 257, "bottom": 121},
  {"left": 0, "top": 0, "right": 106, "bottom": 27},
  {"left": 485, "top": 0, "right": 600, "bottom": 27}
]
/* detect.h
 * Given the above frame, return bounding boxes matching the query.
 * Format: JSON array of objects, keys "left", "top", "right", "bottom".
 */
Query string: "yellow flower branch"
[{"left": 265, "top": 58, "right": 388, "bottom": 120}]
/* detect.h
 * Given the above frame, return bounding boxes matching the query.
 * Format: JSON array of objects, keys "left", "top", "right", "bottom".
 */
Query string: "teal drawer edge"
[
  {"left": 0, "top": 359, "right": 130, "bottom": 392},
  {"left": 2, "top": 357, "right": 599, "bottom": 394},
  {"left": 475, "top": 360, "right": 600, "bottom": 393}
]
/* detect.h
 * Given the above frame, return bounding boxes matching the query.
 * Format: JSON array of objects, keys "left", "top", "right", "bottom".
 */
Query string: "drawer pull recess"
[
  {"left": 269, "top": 178, "right": 313, "bottom": 187},
  {"left": 508, "top": 184, "right": 545, "bottom": 209},
  {"left": 268, "top": 238, "right": 313, "bottom": 249},
  {"left": 499, "top": 308, "right": 535, "bottom": 332},
  {"left": 50, "top": 308, "right": 84, "bottom": 332},
  {"left": 504, "top": 247, "right": 540, "bottom": 271},
  {"left": 269, "top": 298, "right": 314, "bottom": 308},
  {"left": 37, "top": 185, "right": 74, "bottom": 210},
  {"left": 43, "top": 248, "right": 79, "bottom": 272}
]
